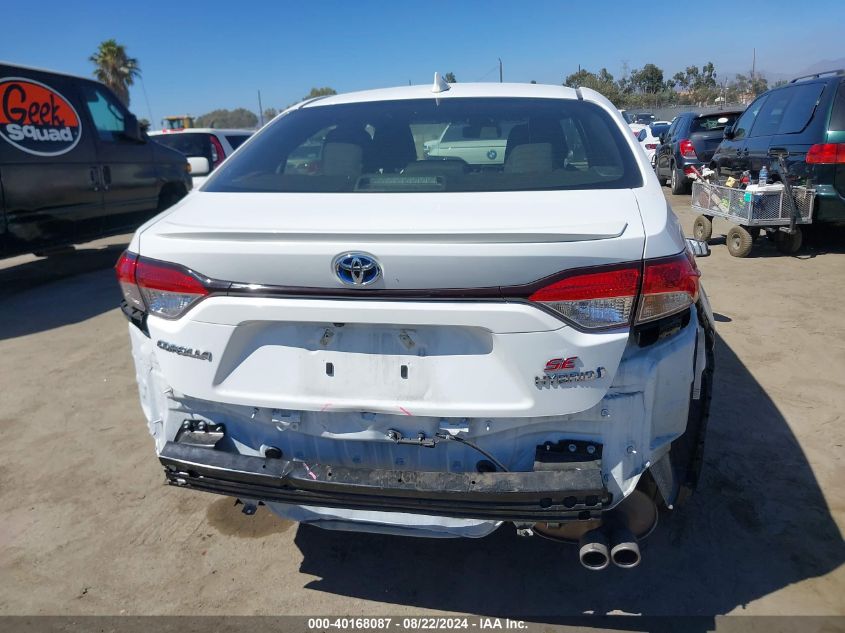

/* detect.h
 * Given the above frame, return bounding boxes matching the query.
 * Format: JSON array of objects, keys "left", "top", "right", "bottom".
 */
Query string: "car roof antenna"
[{"left": 431, "top": 72, "right": 451, "bottom": 94}]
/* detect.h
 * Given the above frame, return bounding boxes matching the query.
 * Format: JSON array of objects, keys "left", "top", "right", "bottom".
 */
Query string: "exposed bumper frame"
[{"left": 160, "top": 442, "right": 610, "bottom": 522}]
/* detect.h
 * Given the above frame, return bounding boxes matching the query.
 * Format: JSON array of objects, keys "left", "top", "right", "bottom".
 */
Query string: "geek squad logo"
[{"left": 0, "top": 77, "right": 82, "bottom": 156}]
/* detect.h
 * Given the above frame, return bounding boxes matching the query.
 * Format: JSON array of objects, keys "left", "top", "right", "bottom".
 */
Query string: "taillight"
[
  {"left": 637, "top": 252, "right": 700, "bottom": 323},
  {"left": 679, "top": 139, "right": 697, "bottom": 158},
  {"left": 209, "top": 135, "right": 226, "bottom": 168},
  {"left": 528, "top": 265, "right": 641, "bottom": 329},
  {"left": 645, "top": 143, "right": 658, "bottom": 150},
  {"left": 115, "top": 251, "right": 210, "bottom": 319},
  {"left": 115, "top": 251, "right": 143, "bottom": 310},
  {"left": 806, "top": 143, "right": 845, "bottom": 164},
  {"left": 527, "top": 252, "right": 700, "bottom": 329}
]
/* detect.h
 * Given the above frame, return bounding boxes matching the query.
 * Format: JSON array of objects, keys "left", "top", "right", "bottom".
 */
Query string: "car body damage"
[{"left": 120, "top": 80, "right": 714, "bottom": 569}]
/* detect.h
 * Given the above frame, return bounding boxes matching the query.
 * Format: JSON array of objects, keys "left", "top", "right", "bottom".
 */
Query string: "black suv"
[
  {"left": 655, "top": 110, "right": 743, "bottom": 194},
  {"left": 711, "top": 70, "right": 845, "bottom": 226}
]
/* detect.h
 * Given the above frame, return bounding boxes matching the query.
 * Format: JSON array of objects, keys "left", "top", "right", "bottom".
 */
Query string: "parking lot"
[{"left": 0, "top": 191, "right": 843, "bottom": 619}]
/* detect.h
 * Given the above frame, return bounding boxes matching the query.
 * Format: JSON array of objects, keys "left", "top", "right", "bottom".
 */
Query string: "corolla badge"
[{"left": 333, "top": 252, "right": 381, "bottom": 286}]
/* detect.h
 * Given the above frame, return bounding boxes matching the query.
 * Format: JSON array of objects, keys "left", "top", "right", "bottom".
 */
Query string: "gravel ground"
[{"left": 0, "top": 192, "right": 843, "bottom": 622}]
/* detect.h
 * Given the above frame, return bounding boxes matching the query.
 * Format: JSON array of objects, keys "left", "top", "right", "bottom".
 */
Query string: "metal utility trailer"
[{"left": 690, "top": 153, "right": 816, "bottom": 257}]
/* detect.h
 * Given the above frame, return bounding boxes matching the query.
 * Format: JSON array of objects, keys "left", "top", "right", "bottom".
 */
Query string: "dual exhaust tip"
[{"left": 579, "top": 527, "right": 641, "bottom": 570}]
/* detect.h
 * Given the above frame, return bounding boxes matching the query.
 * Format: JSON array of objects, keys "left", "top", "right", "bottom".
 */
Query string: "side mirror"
[
  {"left": 723, "top": 126, "right": 735, "bottom": 140},
  {"left": 187, "top": 156, "right": 210, "bottom": 176},
  {"left": 686, "top": 238, "right": 710, "bottom": 257},
  {"left": 122, "top": 113, "right": 146, "bottom": 142}
]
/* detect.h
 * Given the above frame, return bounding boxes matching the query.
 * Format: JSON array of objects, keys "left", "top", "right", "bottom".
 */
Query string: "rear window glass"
[
  {"left": 690, "top": 113, "right": 739, "bottom": 133},
  {"left": 226, "top": 134, "right": 250, "bottom": 150},
  {"left": 751, "top": 90, "right": 796, "bottom": 137},
  {"left": 651, "top": 123, "right": 669, "bottom": 138},
  {"left": 152, "top": 133, "right": 211, "bottom": 160},
  {"left": 204, "top": 98, "right": 642, "bottom": 193},
  {"left": 831, "top": 81, "right": 845, "bottom": 131}
]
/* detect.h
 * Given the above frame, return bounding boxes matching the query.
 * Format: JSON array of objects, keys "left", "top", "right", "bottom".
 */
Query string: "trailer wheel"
[
  {"left": 775, "top": 227, "right": 803, "bottom": 254},
  {"left": 693, "top": 215, "right": 713, "bottom": 242},
  {"left": 726, "top": 225, "right": 754, "bottom": 257}
]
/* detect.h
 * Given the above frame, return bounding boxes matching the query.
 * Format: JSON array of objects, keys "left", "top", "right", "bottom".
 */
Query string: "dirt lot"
[{"left": 1, "top": 192, "right": 843, "bottom": 621}]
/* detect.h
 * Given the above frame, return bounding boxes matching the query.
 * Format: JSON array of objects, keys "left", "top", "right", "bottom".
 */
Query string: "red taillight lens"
[
  {"left": 209, "top": 135, "right": 226, "bottom": 168},
  {"left": 679, "top": 139, "right": 697, "bottom": 158},
  {"left": 528, "top": 265, "right": 641, "bottom": 329},
  {"left": 645, "top": 143, "right": 658, "bottom": 150},
  {"left": 527, "top": 252, "right": 700, "bottom": 329},
  {"left": 637, "top": 252, "right": 700, "bottom": 323},
  {"left": 116, "top": 251, "right": 144, "bottom": 310},
  {"left": 115, "top": 252, "right": 209, "bottom": 319},
  {"left": 806, "top": 143, "right": 845, "bottom": 164}
]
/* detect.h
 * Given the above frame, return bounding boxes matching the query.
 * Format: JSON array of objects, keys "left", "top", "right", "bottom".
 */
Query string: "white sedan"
[{"left": 117, "top": 80, "right": 714, "bottom": 570}]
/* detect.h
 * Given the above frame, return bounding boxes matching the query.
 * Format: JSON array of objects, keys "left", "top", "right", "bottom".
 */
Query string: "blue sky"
[{"left": 2, "top": 0, "right": 843, "bottom": 126}]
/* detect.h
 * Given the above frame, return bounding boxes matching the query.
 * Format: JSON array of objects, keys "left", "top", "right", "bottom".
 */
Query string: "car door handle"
[
  {"left": 101, "top": 165, "right": 112, "bottom": 191},
  {"left": 89, "top": 166, "right": 100, "bottom": 192}
]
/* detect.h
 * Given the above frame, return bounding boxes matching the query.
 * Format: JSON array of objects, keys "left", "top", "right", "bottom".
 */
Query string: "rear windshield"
[
  {"left": 651, "top": 123, "right": 669, "bottom": 138},
  {"left": 204, "top": 98, "right": 642, "bottom": 193},
  {"left": 832, "top": 81, "right": 845, "bottom": 131},
  {"left": 690, "top": 113, "right": 739, "bottom": 133},
  {"left": 151, "top": 133, "right": 211, "bottom": 158},
  {"left": 226, "top": 134, "right": 251, "bottom": 150}
]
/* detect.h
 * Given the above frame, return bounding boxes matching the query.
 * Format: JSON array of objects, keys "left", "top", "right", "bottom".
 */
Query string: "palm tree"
[{"left": 89, "top": 39, "right": 140, "bottom": 107}]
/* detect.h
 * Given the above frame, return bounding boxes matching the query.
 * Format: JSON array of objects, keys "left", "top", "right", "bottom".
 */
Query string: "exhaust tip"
[
  {"left": 578, "top": 529, "right": 610, "bottom": 571},
  {"left": 610, "top": 528, "right": 641, "bottom": 569}
]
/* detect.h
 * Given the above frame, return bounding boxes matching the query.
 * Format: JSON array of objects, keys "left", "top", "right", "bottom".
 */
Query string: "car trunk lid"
[{"left": 140, "top": 189, "right": 645, "bottom": 290}]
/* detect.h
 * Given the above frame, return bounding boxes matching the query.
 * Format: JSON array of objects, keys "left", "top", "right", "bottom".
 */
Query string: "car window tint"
[
  {"left": 206, "top": 97, "right": 642, "bottom": 193},
  {"left": 690, "top": 113, "right": 739, "bottom": 133},
  {"left": 651, "top": 123, "right": 669, "bottom": 139},
  {"left": 225, "top": 134, "right": 251, "bottom": 150},
  {"left": 751, "top": 89, "right": 796, "bottom": 137},
  {"left": 733, "top": 96, "right": 766, "bottom": 140},
  {"left": 831, "top": 81, "right": 845, "bottom": 131},
  {"left": 81, "top": 86, "right": 126, "bottom": 142},
  {"left": 777, "top": 84, "right": 825, "bottom": 134},
  {"left": 152, "top": 133, "right": 213, "bottom": 164}
]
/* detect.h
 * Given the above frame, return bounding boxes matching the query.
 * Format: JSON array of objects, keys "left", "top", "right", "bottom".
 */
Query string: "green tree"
[
  {"left": 263, "top": 108, "right": 278, "bottom": 122},
  {"left": 195, "top": 108, "right": 258, "bottom": 129},
  {"left": 630, "top": 63, "right": 665, "bottom": 94},
  {"left": 444, "top": 72, "right": 457, "bottom": 83},
  {"left": 303, "top": 87, "right": 337, "bottom": 100},
  {"left": 564, "top": 67, "right": 623, "bottom": 105},
  {"left": 89, "top": 39, "right": 140, "bottom": 107},
  {"left": 672, "top": 62, "right": 719, "bottom": 105},
  {"left": 726, "top": 73, "right": 769, "bottom": 102}
]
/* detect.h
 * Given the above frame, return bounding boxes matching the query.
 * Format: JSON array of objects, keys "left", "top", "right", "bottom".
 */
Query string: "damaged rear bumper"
[{"left": 160, "top": 442, "right": 610, "bottom": 523}]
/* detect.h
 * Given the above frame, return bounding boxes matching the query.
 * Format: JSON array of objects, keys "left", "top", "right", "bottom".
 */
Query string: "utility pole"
[
  {"left": 498, "top": 58, "right": 503, "bottom": 83},
  {"left": 751, "top": 48, "right": 756, "bottom": 82},
  {"left": 257, "top": 89, "right": 264, "bottom": 127}
]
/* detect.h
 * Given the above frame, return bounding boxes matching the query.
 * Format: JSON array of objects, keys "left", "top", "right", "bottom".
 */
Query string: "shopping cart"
[{"left": 690, "top": 152, "right": 816, "bottom": 257}]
